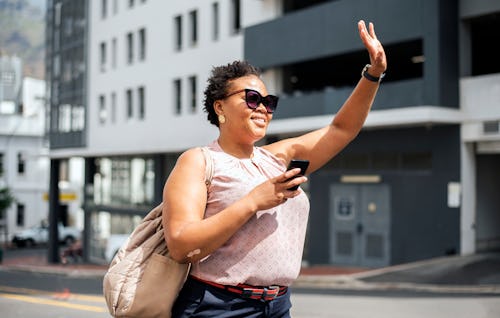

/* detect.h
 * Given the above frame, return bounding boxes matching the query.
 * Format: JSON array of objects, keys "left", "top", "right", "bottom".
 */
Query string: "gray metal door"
[{"left": 329, "top": 183, "right": 391, "bottom": 267}]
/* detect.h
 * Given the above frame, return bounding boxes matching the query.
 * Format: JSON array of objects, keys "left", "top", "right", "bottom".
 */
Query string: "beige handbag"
[{"left": 103, "top": 147, "right": 213, "bottom": 318}]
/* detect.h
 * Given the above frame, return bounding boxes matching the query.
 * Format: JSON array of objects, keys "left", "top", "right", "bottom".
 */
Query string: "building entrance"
[{"left": 329, "top": 183, "right": 391, "bottom": 267}]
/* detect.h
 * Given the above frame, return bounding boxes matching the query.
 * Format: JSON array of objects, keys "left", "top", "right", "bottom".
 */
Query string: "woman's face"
[{"left": 217, "top": 75, "right": 273, "bottom": 143}]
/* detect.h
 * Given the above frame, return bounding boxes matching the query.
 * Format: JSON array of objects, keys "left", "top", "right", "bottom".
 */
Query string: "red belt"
[{"left": 191, "top": 275, "right": 288, "bottom": 301}]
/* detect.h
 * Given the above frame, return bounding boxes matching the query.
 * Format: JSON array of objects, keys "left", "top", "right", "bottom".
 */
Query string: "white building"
[{"left": 0, "top": 75, "right": 49, "bottom": 243}]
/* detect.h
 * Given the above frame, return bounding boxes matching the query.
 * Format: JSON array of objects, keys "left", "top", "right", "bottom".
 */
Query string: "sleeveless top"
[{"left": 190, "top": 140, "right": 310, "bottom": 286}]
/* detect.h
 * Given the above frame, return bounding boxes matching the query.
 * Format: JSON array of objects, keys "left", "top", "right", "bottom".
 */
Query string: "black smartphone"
[{"left": 286, "top": 159, "right": 309, "bottom": 190}]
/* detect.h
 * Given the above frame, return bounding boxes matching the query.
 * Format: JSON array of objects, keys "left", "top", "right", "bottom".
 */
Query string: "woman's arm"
[
  {"left": 162, "top": 148, "right": 306, "bottom": 263},
  {"left": 265, "top": 20, "right": 387, "bottom": 173}
]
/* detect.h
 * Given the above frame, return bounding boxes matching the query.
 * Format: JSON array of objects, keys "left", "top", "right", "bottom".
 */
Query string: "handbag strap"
[{"left": 200, "top": 147, "right": 214, "bottom": 187}]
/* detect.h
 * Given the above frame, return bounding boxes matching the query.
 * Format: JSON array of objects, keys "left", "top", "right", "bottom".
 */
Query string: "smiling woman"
[{"left": 162, "top": 20, "right": 387, "bottom": 318}]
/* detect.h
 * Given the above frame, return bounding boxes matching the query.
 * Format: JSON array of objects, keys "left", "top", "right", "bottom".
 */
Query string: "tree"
[{"left": 0, "top": 187, "right": 15, "bottom": 221}]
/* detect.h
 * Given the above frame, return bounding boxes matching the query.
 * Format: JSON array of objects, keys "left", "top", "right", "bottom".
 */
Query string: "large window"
[{"left": 93, "top": 157, "right": 156, "bottom": 206}]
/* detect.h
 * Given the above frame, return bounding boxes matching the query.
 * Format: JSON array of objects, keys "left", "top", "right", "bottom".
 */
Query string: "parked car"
[
  {"left": 104, "top": 234, "right": 129, "bottom": 263},
  {"left": 11, "top": 223, "right": 81, "bottom": 248}
]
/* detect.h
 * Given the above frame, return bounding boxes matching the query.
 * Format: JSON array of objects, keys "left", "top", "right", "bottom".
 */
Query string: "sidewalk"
[{"left": 1, "top": 249, "right": 499, "bottom": 295}]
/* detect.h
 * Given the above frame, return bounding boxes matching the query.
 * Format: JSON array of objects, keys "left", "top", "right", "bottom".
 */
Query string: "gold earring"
[{"left": 218, "top": 114, "right": 226, "bottom": 124}]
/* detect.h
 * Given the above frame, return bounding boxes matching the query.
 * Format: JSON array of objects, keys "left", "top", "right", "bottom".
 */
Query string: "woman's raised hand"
[{"left": 358, "top": 20, "right": 387, "bottom": 76}]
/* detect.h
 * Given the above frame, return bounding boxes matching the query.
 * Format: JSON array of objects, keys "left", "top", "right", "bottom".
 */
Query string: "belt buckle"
[{"left": 262, "top": 286, "right": 279, "bottom": 301}]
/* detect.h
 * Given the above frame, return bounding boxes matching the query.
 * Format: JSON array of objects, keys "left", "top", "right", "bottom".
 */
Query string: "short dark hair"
[{"left": 203, "top": 60, "right": 261, "bottom": 127}]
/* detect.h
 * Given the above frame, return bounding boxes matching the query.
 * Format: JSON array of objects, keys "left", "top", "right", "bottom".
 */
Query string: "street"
[
  {"left": 0, "top": 270, "right": 499, "bottom": 317},
  {"left": 1, "top": 248, "right": 500, "bottom": 317}
]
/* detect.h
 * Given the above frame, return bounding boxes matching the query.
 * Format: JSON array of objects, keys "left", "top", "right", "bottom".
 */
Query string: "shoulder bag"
[{"left": 103, "top": 147, "right": 213, "bottom": 318}]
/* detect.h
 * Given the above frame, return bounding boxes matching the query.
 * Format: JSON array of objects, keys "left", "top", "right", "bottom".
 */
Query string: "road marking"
[
  {"left": 0, "top": 286, "right": 105, "bottom": 302},
  {"left": 0, "top": 293, "right": 108, "bottom": 312}
]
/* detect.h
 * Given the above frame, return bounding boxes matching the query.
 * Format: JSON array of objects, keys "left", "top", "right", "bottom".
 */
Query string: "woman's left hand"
[{"left": 358, "top": 20, "right": 387, "bottom": 76}]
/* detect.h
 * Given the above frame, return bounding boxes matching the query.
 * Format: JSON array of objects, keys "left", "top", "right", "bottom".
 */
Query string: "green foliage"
[{"left": 0, "top": 187, "right": 15, "bottom": 219}]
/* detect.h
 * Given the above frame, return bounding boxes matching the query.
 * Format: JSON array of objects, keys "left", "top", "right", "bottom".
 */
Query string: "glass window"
[
  {"left": 173, "top": 79, "right": 182, "bottom": 114},
  {"left": 16, "top": 203, "right": 25, "bottom": 226},
  {"left": 231, "top": 0, "right": 241, "bottom": 34},
  {"left": 138, "top": 86, "right": 145, "bottom": 119},
  {"left": 111, "top": 38, "right": 117, "bottom": 69},
  {"left": 112, "top": 0, "right": 118, "bottom": 14},
  {"left": 188, "top": 76, "right": 196, "bottom": 113},
  {"left": 100, "top": 41, "right": 107, "bottom": 72},
  {"left": 138, "top": 28, "right": 146, "bottom": 61},
  {"left": 174, "top": 15, "right": 182, "bottom": 51},
  {"left": 212, "top": 2, "right": 219, "bottom": 41},
  {"left": 189, "top": 10, "right": 198, "bottom": 46},
  {"left": 126, "top": 89, "right": 133, "bottom": 118},
  {"left": 126, "top": 32, "right": 134, "bottom": 64},
  {"left": 401, "top": 152, "right": 432, "bottom": 170},
  {"left": 17, "top": 153, "right": 25, "bottom": 174},
  {"left": 99, "top": 94, "right": 107, "bottom": 124},
  {"left": 0, "top": 153, "right": 3, "bottom": 174},
  {"left": 111, "top": 92, "right": 116, "bottom": 123},
  {"left": 72, "top": 105, "right": 85, "bottom": 131},
  {"left": 101, "top": 0, "right": 107, "bottom": 19},
  {"left": 129, "top": 0, "right": 134, "bottom": 8}
]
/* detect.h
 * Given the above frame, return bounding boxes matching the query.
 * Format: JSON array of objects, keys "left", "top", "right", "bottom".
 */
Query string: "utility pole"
[{"left": 48, "top": 159, "right": 60, "bottom": 263}]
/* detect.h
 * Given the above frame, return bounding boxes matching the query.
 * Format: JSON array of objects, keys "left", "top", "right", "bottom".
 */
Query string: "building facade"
[
  {"left": 0, "top": 56, "right": 50, "bottom": 243},
  {"left": 45, "top": 0, "right": 500, "bottom": 266}
]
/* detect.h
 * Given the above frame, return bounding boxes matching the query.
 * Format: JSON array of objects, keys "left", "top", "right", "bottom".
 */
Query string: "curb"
[{"left": 293, "top": 274, "right": 500, "bottom": 295}]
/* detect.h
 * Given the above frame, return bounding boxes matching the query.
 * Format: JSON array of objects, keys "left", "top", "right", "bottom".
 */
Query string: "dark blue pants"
[{"left": 172, "top": 276, "right": 292, "bottom": 318}]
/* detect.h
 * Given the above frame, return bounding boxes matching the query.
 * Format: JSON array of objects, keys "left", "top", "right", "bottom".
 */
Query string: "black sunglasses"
[{"left": 224, "top": 89, "right": 279, "bottom": 114}]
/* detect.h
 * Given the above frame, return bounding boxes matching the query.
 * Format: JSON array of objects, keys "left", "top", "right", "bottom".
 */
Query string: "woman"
[{"left": 164, "top": 20, "right": 387, "bottom": 317}]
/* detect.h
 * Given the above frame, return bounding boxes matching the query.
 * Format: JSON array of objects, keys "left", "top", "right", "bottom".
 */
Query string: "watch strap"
[{"left": 362, "top": 64, "right": 385, "bottom": 83}]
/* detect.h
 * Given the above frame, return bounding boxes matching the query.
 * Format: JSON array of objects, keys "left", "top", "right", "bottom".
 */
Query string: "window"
[
  {"left": 111, "top": 37, "right": 117, "bottom": 69},
  {"left": 100, "top": 41, "right": 107, "bottom": 72},
  {"left": 212, "top": 2, "right": 219, "bottom": 41},
  {"left": 138, "top": 28, "right": 146, "bottom": 61},
  {"left": 0, "top": 153, "right": 3, "bottom": 174},
  {"left": 174, "top": 15, "right": 182, "bottom": 51},
  {"left": 189, "top": 10, "right": 198, "bottom": 46},
  {"left": 173, "top": 79, "right": 182, "bottom": 114},
  {"left": 101, "top": 0, "right": 107, "bottom": 19},
  {"left": 111, "top": 92, "right": 116, "bottom": 123},
  {"left": 129, "top": 0, "right": 134, "bottom": 8},
  {"left": 16, "top": 203, "right": 25, "bottom": 226},
  {"left": 112, "top": 0, "right": 118, "bottom": 14},
  {"left": 126, "top": 32, "right": 134, "bottom": 64},
  {"left": 99, "top": 94, "right": 107, "bottom": 124},
  {"left": 126, "top": 89, "right": 133, "bottom": 118},
  {"left": 231, "top": 0, "right": 241, "bottom": 34},
  {"left": 138, "top": 86, "right": 145, "bottom": 119},
  {"left": 17, "top": 153, "right": 25, "bottom": 174},
  {"left": 188, "top": 76, "right": 196, "bottom": 113}
]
